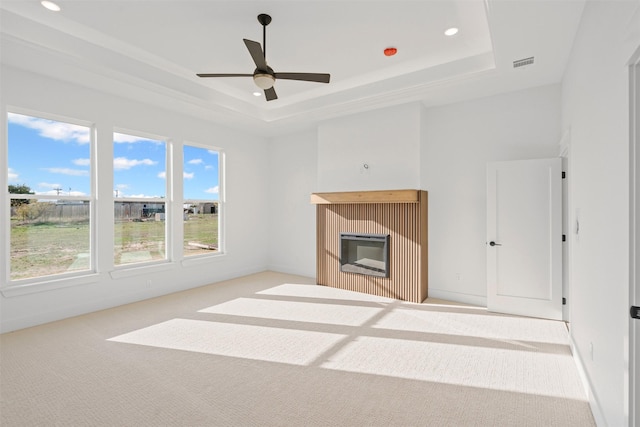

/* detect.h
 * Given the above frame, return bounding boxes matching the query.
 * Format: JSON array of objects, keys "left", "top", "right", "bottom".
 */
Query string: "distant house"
[
  {"left": 185, "top": 202, "right": 218, "bottom": 215},
  {"left": 114, "top": 202, "right": 165, "bottom": 220},
  {"left": 197, "top": 202, "right": 218, "bottom": 215}
]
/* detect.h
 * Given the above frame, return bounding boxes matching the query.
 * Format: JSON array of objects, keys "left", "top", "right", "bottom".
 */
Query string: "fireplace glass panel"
[{"left": 340, "top": 233, "right": 389, "bottom": 277}]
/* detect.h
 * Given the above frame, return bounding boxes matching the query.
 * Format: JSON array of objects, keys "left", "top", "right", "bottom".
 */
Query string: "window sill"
[
  {"left": 1, "top": 273, "right": 100, "bottom": 298},
  {"left": 110, "top": 261, "right": 174, "bottom": 280},
  {"left": 181, "top": 252, "right": 226, "bottom": 267}
]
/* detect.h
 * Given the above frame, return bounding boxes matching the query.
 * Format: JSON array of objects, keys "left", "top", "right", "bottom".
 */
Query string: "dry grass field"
[{"left": 9, "top": 214, "right": 218, "bottom": 280}]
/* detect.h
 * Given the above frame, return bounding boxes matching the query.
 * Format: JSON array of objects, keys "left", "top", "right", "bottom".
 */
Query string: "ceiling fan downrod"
[{"left": 257, "top": 13, "right": 271, "bottom": 62}]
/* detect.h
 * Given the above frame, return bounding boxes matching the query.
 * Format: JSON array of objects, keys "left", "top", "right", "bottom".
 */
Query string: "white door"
[{"left": 487, "top": 158, "right": 563, "bottom": 320}]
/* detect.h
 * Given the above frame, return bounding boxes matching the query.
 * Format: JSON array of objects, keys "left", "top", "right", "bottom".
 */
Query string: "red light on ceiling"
[{"left": 384, "top": 47, "right": 397, "bottom": 57}]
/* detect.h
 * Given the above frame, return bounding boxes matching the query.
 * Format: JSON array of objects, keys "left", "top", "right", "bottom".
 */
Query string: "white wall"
[
  {"left": 561, "top": 1, "right": 640, "bottom": 425},
  {"left": 317, "top": 103, "right": 422, "bottom": 192},
  {"left": 422, "top": 85, "right": 562, "bottom": 305},
  {"left": 267, "top": 86, "right": 562, "bottom": 296},
  {"left": 0, "top": 65, "right": 269, "bottom": 333},
  {"left": 266, "top": 103, "right": 426, "bottom": 279},
  {"left": 267, "top": 130, "right": 318, "bottom": 276}
]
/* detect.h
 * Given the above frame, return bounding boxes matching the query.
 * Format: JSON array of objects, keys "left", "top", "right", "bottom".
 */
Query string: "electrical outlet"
[{"left": 456, "top": 273, "right": 462, "bottom": 282}]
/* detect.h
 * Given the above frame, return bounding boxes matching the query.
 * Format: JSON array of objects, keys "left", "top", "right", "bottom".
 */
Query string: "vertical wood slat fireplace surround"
[{"left": 311, "top": 189, "right": 428, "bottom": 303}]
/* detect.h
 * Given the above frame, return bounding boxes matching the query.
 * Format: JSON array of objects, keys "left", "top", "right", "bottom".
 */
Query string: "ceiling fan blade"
[
  {"left": 243, "top": 39, "right": 268, "bottom": 71},
  {"left": 264, "top": 87, "right": 278, "bottom": 101},
  {"left": 197, "top": 73, "right": 253, "bottom": 78},
  {"left": 274, "top": 72, "right": 330, "bottom": 83}
]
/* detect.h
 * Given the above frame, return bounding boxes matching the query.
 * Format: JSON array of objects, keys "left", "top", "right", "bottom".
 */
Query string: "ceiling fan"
[{"left": 197, "top": 13, "right": 330, "bottom": 101}]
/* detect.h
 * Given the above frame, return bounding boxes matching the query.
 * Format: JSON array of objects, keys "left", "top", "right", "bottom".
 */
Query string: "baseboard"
[
  {"left": 427, "top": 288, "right": 487, "bottom": 307},
  {"left": 569, "top": 334, "right": 607, "bottom": 426},
  {"left": 267, "top": 264, "right": 315, "bottom": 279}
]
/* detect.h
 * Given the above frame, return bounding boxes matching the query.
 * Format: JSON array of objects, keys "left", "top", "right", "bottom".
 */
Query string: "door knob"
[{"left": 489, "top": 241, "right": 501, "bottom": 246}]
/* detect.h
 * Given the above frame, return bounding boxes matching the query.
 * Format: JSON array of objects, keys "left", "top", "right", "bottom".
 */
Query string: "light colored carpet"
[{"left": 0, "top": 271, "right": 595, "bottom": 426}]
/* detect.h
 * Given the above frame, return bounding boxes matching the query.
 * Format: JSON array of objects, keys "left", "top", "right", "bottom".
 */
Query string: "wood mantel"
[
  {"left": 313, "top": 189, "right": 428, "bottom": 303},
  {"left": 310, "top": 189, "right": 419, "bottom": 204}
]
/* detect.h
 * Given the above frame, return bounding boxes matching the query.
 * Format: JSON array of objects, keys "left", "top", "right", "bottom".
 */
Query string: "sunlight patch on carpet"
[
  {"left": 199, "top": 297, "right": 384, "bottom": 326},
  {"left": 108, "top": 318, "right": 346, "bottom": 365},
  {"left": 320, "top": 335, "right": 587, "bottom": 400},
  {"left": 373, "top": 307, "right": 571, "bottom": 345}
]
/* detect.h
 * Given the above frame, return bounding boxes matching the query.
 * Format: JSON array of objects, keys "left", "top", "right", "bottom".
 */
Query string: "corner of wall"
[{"left": 569, "top": 333, "right": 607, "bottom": 426}]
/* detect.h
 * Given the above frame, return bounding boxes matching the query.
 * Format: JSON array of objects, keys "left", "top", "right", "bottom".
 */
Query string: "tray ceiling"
[{"left": 0, "top": 0, "right": 585, "bottom": 135}]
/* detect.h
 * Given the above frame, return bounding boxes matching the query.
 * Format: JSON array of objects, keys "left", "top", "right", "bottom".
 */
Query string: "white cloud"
[
  {"left": 113, "top": 187, "right": 128, "bottom": 197},
  {"left": 127, "top": 193, "right": 162, "bottom": 198},
  {"left": 113, "top": 133, "right": 162, "bottom": 144},
  {"left": 205, "top": 165, "right": 213, "bottom": 170},
  {"left": 158, "top": 171, "right": 193, "bottom": 179},
  {"left": 73, "top": 158, "right": 90, "bottom": 166},
  {"left": 43, "top": 167, "right": 89, "bottom": 176},
  {"left": 113, "top": 157, "right": 157, "bottom": 170},
  {"left": 205, "top": 186, "right": 219, "bottom": 194},
  {"left": 188, "top": 159, "right": 203, "bottom": 165},
  {"left": 38, "top": 182, "right": 62, "bottom": 189},
  {"left": 8, "top": 112, "right": 90, "bottom": 144},
  {"left": 8, "top": 168, "right": 18, "bottom": 183},
  {"left": 36, "top": 189, "right": 87, "bottom": 197}
]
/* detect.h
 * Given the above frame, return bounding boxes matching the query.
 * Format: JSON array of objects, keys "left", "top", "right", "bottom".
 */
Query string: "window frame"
[
  {"left": 181, "top": 141, "right": 225, "bottom": 261},
  {"left": 112, "top": 128, "right": 171, "bottom": 269},
  {"left": 3, "top": 107, "right": 97, "bottom": 291}
]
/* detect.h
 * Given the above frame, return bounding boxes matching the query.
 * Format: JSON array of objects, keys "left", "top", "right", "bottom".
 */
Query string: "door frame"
[
  {"left": 629, "top": 47, "right": 640, "bottom": 427},
  {"left": 559, "top": 131, "right": 571, "bottom": 323}
]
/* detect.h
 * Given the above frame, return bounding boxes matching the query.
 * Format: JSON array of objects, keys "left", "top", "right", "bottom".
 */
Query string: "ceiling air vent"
[{"left": 513, "top": 57, "right": 534, "bottom": 68}]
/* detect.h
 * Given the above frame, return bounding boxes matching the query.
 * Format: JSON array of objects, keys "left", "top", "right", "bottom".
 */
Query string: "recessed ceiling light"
[
  {"left": 253, "top": 91, "right": 262, "bottom": 97},
  {"left": 41, "top": 1, "right": 61, "bottom": 11},
  {"left": 444, "top": 27, "right": 459, "bottom": 36}
]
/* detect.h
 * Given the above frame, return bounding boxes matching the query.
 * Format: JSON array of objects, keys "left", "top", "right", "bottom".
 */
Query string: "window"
[
  {"left": 113, "top": 132, "right": 167, "bottom": 266},
  {"left": 7, "top": 112, "right": 93, "bottom": 282},
  {"left": 183, "top": 144, "right": 222, "bottom": 257}
]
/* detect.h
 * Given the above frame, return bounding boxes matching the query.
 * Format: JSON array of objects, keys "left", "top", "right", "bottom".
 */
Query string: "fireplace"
[
  {"left": 340, "top": 233, "right": 389, "bottom": 277},
  {"left": 311, "top": 189, "right": 428, "bottom": 303}
]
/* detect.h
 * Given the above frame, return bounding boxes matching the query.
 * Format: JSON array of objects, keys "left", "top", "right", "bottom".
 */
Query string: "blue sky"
[{"left": 8, "top": 113, "right": 219, "bottom": 200}]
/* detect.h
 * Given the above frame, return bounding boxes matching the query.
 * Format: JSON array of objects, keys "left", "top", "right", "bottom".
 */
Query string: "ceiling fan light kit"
[
  {"left": 253, "top": 73, "right": 275, "bottom": 89},
  {"left": 197, "top": 13, "right": 330, "bottom": 101}
]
